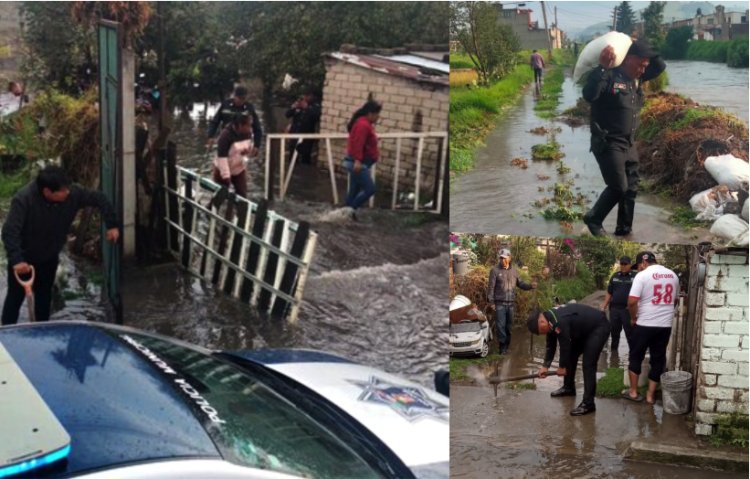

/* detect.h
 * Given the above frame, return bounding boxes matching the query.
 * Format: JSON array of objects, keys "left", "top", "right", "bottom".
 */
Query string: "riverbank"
[{"left": 450, "top": 49, "right": 574, "bottom": 177}]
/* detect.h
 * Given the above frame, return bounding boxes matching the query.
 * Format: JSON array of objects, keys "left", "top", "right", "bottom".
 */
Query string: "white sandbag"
[
  {"left": 742, "top": 198, "right": 749, "bottom": 221},
  {"left": 704, "top": 154, "right": 749, "bottom": 190},
  {"left": 729, "top": 229, "right": 749, "bottom": 247},
  {"left": 710, "top": 214, "right": 748, "bottom": 241},
  {"left": 689, "top": 185, "right": 738, "bottom": 221},
  {"left": 573, "top": 31, "right": 633, "bottom": 83}
]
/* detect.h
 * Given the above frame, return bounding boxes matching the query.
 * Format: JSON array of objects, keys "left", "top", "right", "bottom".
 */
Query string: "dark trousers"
[
  {"left": 588, "top": 144, "right": 639, "bottom": 229},
  {"left": 609, "top": 307, "right": 633, "bottom": 348},
  {"left": 629, "top": 325, "right": 672, "bottom": 382},
  {"left": 288, "top": 139, "right": 316, "bottom": 165},
  {"left": 2, "top": 259, "right": 58, "bottom": 325},
  {"left": 563, "top": 322, "right": 609, "bottom": 406},
  {"left": 534, "top": 67, "right": 543, "bottom": 84},
  {"left": 494, "top": 302, "right": 514, "bottom": 352},
  {"left": 212, "top": 168, "right": 248, "bottom": 198}
]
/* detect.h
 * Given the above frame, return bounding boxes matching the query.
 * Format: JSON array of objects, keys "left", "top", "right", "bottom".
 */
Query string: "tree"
[
  {"left": 615, "top": 2, "right": 636, "bottom": 35},
  {"left": 696, "top": 8, "right": 702, "bottom": 17},
  {"left": 663, "top": 25, "right": 692, "bottom": 59},
  {"left": 221, "top": 2, "right": 448, "bottom": 131},
  {"left": 450, "top": 2, "right": 520, "bottom": 85},
  {"left": 641, "top": 1, "right": 666, "bottom": 50}
]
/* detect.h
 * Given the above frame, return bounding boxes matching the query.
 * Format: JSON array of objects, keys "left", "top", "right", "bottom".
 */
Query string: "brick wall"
[
  {"left": 694, "top": 251, "right": 749, "bottom": 436},
  {"left": 320, "top": 59, "right": 448, "bottom": 205}
]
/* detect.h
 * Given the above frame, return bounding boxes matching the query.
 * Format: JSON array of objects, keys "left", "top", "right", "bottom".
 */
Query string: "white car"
[
  {"left": 448, "top": 295, "right": 492, "bottom": 358},
  {"left": 0, "top": 321, "right": 448, "bottom": 479}
]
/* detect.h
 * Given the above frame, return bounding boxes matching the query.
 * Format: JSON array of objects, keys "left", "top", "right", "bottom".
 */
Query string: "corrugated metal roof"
[
  {"left": 375, "top": 54, "right": 449, "bottom": 74},
  {"left": 327, "top": 52, "right": 449, "bottom": 87}
]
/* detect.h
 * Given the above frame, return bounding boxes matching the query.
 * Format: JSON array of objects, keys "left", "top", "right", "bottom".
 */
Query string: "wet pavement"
[
  {"left": 450, "top": 292, "right": 746, "bottom": 478},
  {"left": 450, "top": 62, "right": 749, "bottom": 243}
]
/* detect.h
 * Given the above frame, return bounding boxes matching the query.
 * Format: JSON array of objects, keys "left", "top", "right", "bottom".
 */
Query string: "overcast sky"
[{"left": 508, "top": 1, "right": 750, "bottom": 36}]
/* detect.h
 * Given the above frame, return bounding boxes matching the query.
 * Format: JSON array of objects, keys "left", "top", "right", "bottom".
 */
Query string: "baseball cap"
[
  {"left": 499, "top": 248, "right": 511, "bottom": 258},
  {"left": 635, "top": 251, "right": 657, "bottom": 266},
  {"left": 627, "top": 39, "right": 657, "bottom": 59},
  {"left": 619, "top": 255, "right": 631, "bottom": 265}
]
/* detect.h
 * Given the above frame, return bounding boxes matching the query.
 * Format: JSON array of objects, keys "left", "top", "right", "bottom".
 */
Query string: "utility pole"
[
  {"left": 540, "top": 1, "right": 552, "bottom": 58},
  {"left": 554, "top": 6, "right": 558, "bottom": 48},
  {"left": 612, "top": 5, "right": 618, "bottom": 31}
]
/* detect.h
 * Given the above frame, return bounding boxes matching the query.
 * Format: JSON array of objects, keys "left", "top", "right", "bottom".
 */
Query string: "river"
[{"left": 451, "top": 61, "right": 747, "bottom": 243}]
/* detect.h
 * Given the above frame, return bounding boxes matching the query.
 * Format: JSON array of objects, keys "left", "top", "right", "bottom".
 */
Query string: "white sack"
[
  {"left": 689, "top": 185, "right": 738, "bottom": 221},
  {"left": 742, "top": 198, "right": 748, "bottom": 221},
  {"left": 704, "top": 154, "right": 749, "bottom": 190},
  {"left": 573, "top": 32, "right": 633, "bottom": 83},
  {"left": 710, "top": 214, "right": 749, "bottom": 241}
]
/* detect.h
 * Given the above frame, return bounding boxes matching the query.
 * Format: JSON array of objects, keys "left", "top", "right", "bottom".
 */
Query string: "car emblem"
[{"left": 348, "top": 376, "right": 449, "bottom": 422}]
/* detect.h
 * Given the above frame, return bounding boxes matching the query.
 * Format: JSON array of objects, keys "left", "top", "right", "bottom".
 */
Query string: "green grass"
[
  {"left": 710, "top": 413, "right": 749, "bottom": 448},
  {"left": 531, "top": 141, "right": 564, "bottom": 161},
  {"left": 449, "top": 353, "right": 502, "bottom": 382},
  {"left": 553, "top": 262, "right": 596, "bottom": 302},
  {"left": 596, "top": 367, "right": 648, "bottom": 398},
  {"left": 534, "top": 67, "right": 565, "bottom": 119},
  {"left": 670, "top": 206, "right": 711, "bottom": 229},
  {"left": 450, "top": 52, "right": 475, "bottom": 70}
]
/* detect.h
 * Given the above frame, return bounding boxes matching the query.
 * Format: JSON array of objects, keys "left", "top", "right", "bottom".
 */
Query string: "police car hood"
[{"left": 233, "top": 350, "right": 449, "bottom": 471}]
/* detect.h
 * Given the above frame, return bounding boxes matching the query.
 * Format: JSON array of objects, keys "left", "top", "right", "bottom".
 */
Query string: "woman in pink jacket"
[{"left": 213, "top": 114, "right": 253, "bottom": 198}]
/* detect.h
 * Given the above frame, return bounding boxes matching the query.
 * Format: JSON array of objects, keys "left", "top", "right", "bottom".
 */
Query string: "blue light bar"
[{"left": 0, "top": 444, "right": 71, "bottom": 478}]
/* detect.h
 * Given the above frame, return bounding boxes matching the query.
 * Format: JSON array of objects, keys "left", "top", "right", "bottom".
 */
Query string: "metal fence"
[
  {"left": 264, "top": 131, "right": 448, "bottom": 213},
  {"left": 159, "top": 158, "right": 317, "bottom": 322}
]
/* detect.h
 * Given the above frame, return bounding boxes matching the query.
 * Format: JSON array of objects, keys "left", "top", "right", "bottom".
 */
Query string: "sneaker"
[
  {"left": 582, "top": 212, "right": 606, "bottom": 236},
  {"left": 570, "top": 402, "right": 596, "bottom": 416},
  {"left": 550, "top": 386, "right": 576, "bottom": 397}
]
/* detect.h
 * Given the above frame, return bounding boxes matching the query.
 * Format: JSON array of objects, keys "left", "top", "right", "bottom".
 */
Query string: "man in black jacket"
[
  {"left": 207, "top": 86, "right": 262, "bottom": 155},
  {"left": 285, "top": 91, "right": 321, "bottom": 165},
  {"left": 2, "top": 166, "right": 119, "bottom": 324},
  {"left": 582, "top": 39, "right": 667, "bottom": 237},
  {"left": 601, "top": 255, "right": 638, "bottom": 350},
  {"left": 527, "top": 303, "right": 610, "bottom": 416},
  {"left": 487, "top": 248, "right": 536, "bottom": 354}
]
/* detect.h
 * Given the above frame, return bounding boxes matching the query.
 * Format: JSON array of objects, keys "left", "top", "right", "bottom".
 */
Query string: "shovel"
[
  {"left": 489, "top": 370, "right": 559, "bottom": 397},
  {"left": 13, "top": 266, "right": 36, "bottom": 322}
]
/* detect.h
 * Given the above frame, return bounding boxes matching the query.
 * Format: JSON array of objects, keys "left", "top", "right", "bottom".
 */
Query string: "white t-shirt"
[{"left": 629, "top": 264, "right": 679, "bottom": 328}]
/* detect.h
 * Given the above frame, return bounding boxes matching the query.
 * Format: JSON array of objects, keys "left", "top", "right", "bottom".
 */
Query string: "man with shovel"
[
  {"left": 527, "top": 303, "right": 610, "bottom": 416},
  {"left": 2, "top": 166, "right": 119, "bottom": 325}
]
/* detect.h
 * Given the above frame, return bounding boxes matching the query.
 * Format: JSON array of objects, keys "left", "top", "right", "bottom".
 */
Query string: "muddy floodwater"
[
  {"left": 0, "top": 106, "right": 448, "bottom": 387},
  {"left": 451, "top": 61, "right": 747, "bottom": 242},
  {"left": 451, "top": 294, "right": 746, "bottom": 479}
]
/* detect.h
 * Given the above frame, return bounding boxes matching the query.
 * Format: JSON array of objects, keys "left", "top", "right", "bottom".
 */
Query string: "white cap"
[{"left": 499, "top": 248, "right": 511, "bottom": 258}]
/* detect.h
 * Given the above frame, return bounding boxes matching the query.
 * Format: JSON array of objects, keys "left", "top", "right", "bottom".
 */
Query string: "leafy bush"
[
  {"left": 710, "top": 413, "right": 749, "bottom": 448},
  {"left": 686, "top": 40, "right": 729, "bottom": 63},
  {"left": 727, "top": 38, "right": 749, "bottom": 68}
]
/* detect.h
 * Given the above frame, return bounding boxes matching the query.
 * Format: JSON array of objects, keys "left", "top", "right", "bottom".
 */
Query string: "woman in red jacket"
[{"left": 344, "top": 101, "right": 382, "bottom": 212}]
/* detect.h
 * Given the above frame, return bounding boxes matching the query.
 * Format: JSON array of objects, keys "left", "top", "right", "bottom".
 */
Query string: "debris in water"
[{"left": 511, "top": 157, "right": 529, "bottom": 169}]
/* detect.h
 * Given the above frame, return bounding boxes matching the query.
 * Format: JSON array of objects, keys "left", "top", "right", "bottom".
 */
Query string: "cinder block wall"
[
  {"left": 320, "top": 60, "right": 448, "bottom": 202},
  {"left": 694, "top": 251, "right": 749, "bottom": 436}
]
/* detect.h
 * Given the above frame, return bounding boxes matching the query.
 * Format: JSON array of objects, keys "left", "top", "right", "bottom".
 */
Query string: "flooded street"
[
  {"left": 451, "top": 293, "right": 746, "bottom": 478},
  {"left": 451, "top": 61, "right": 747, "bottom": 242}
]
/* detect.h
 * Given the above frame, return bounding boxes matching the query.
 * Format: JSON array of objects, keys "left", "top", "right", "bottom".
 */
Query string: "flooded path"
[
  {"left": 451, "top": 61, "right": 747, "bottom": 243},
  {"left": 450, "top": 292, "right": 745, "bottom": 478}
]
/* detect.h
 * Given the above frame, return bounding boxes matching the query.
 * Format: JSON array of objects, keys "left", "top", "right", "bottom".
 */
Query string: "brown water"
[{"left": 450, "top": 68, "right": 732, "bottom": 244}]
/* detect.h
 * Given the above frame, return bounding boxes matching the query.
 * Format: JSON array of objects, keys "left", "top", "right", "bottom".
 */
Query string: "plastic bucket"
[
  {"left": 453, "top": 253, "right": 469, "bottom": 275},
  {"left": 661, "top": 370, "right": 693, "bottom": 415}
]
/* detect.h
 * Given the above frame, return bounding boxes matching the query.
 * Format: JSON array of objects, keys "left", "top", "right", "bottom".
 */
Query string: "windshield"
[{"left": 125, "top": 333, "right": 385, "bottom": 479}]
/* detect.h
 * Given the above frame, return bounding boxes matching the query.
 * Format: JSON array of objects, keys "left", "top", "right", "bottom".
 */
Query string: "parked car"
[
  {"left": 449, "top": 295, "right": 492, "bottom": 358},
  {"left": 0, "top": 321, "right": 448, "bottom": 479}
]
